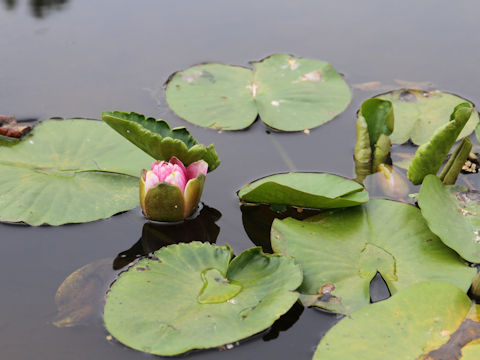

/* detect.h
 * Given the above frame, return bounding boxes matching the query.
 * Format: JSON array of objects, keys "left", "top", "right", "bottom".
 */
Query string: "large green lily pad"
[
  {"left": 165, "top": 54, "right": 351, "bottom": 132},
  {"left": 271, "top": 199, "right": 475, "bottom": 314},
  {"left": 0, "top": 119, "right": 153, "bottom": 225},
  {"left": 103, "top": 242, "right": 302, "bottom": 356},
  {"left": 407, "top": 105, "right": 472, "bottom": 185},
  {"left": 238, "top": 173, "right": 368, "bottom": 209},
  {"left": 418, "top": 175, "right": 480, "bottom": 263},
  {"left": 102, "top": 111, "right": 220, "bottom": 171},
  {"left": 314, "top": 282, "right": 480, "bottom": 360},
  {"left": 376, "top": 89, "right": 479, "bottom": 145}
]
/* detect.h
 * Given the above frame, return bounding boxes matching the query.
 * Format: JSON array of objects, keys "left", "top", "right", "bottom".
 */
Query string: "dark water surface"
[{"left": 1, "top": 0, "right": 480, "bottom": 359}]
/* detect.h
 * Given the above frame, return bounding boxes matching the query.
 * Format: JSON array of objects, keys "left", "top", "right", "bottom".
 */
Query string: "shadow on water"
[
  {"left": 2, "top": 0, "right": 69, "bottom": 18},
  {"left": 262, "top": 301, "right": 304, "bottom": 341},
  {"left": 113, "top": 204, "right": 222, "bottom": 270}
]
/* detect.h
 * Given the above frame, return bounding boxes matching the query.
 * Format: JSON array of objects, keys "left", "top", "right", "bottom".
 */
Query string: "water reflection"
[
  {"left": 113, "top": 204, "right": 222, "bottom": 270},
  {"left": 241, "top": 204, "right": 321, "bottom": 253},
  {"left": 2, "top": 0, "right": 69, "bottom": 18}
]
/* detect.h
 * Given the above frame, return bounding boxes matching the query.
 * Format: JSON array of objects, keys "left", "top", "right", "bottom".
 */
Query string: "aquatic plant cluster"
[{"left": 2, "top": 53, "right": 480, "bottom": 359}]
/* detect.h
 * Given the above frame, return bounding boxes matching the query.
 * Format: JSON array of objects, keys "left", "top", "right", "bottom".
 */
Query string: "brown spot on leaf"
[
  {"left": 420, "top": 319, "right": 480, "bottom": 360},
  {"left": 301, "top": 70, "right": 322, "bottom": 82},
  {"left": 288, "top": 59, "right": 298, "bottom": 70},
  {"left": 399, "top": 90, "right": 417, "bottom": 102}
]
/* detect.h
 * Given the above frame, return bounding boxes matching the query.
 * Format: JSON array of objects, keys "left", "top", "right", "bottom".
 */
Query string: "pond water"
[{"left": 1, "top": 0, "right": 480, "bottom": 358}]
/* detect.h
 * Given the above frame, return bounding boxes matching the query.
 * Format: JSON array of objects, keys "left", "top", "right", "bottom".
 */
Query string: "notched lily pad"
[
  {"left": 314, "top": 282, "right": 480, "bottom": 360},
  {"left": 102, "top": 111, "right": 220, "bottom": 171},
  {"left": 375, "top": 89, "right": 479, "bottom": 145},
  {"left": 238, "top": 172, "right": 368, "bottom": 209},
  {"left": 165, "top": 54, "right": 351, "bottom": 132},
  {"left": 0, "top": 119, "right": 153, "bottom": 225},
  {"left": 271, "top": 199, "right": 475, "bottom": 314},
  {"left": 418, "top": 175, "right": 480, "bottom": 263},
  {"left": 103, "top": 242, "right": 302, "bottom": 356}
]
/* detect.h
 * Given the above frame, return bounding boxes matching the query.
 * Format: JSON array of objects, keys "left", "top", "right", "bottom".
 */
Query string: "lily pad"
[
  {"left": 0, "top": 119, "right": 153, "bottom": 225},
  {"left": 376, "top": 89, "right": 479, "bottom": 145},
  {"left": 165, "top": 54, "right": 351, "bottom": 132},
  {"left": 271, "top": 199, "right": 475, "bottom": 314},
  {"left": 102, "top": 111, "right": 220, "bottom": 171},
  {"left": 407, "top": 105, "right": 473, "bottom": 185},
  {"left": 314, "top": 281, "right": 480, "bottom": 360},
  {"left": 103, "top": 242, "right": 302, "bottom": 356},
  {"left": 238, "top": 173, "right": 368, "bottom": 209},
  {"left": 418, "top": 175, "right": 480, "bottom": 263}
]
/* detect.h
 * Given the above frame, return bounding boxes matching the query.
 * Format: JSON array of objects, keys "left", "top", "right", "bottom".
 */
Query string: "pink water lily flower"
[{"left": 140, "top": 157, "right": 208, "bottom": 222}]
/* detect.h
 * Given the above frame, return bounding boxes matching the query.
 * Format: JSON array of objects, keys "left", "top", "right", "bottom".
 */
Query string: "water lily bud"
[{"left": 140, "top": 156, "right": 208, "bottom": 222}]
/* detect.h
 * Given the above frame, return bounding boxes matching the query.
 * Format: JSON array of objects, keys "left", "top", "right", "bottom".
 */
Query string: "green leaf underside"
[
  {"left": 238, "top": 173, "right": 368, "bottom": 209},
  {"left": 407, "top": 106, "right": 473, "bottom": 185},
  {"left": 102, "top": 111, "right": 220, "bottom": 172},
  {"left": 418, "top": 175, "right": 480, "bottom": 263},
  {"left": 103, "top": 242, "right": 302, "bottom": 356},
  {"left": 0, "top": 119, "right": 153, "bottom": 225},
  {"left": 376, "top": 89, "right": 479, "bottom": 145},
  {"left": 271, "top": 199, "right": 475, "bottom": 315},
  {"left": 314, "top": 282, "right": 479, "bottom": 360},
  {"left": 165, "top": 54, "right": 351, "bottom": 131}
]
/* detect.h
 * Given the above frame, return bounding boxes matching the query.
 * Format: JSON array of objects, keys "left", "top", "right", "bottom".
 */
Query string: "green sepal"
[
  {"left": 142, "top": 180, "right": 185, "bottom": 222},
  {"left": 407, "top": 105, "right": 473, "bottom": 185},
  {"left": 183, "top": 173, "right": 205, "bottom": 218},
  {"left": 102, "top": 111, "right": 220, "bottom": 172}
]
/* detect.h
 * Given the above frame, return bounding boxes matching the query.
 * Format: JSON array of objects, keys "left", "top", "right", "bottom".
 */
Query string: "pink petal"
[
  {"left": 164, "top": 169, "right": 187, "bottom": 193},
  {"left": 169, "top": 156, "right": 187, "bottom": 176},
  {"left": 186, "top": 160, "right": 208, "bottom": 180},
  {"left": 144, "top": 170, "right": 160, "bottom": 192}
]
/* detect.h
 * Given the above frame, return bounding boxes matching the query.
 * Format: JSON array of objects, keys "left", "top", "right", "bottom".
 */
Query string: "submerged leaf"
[
  {"left": 364, "top": 164, "right": 410, "bottom": 200},
  {"left": 165, "top": 54, "right": 351, "bottom": 132},
  {"left": 102, "top": 111, "right": 220, "bottom": 171},
  {"left": 271, "top": 199, "right": 475, "bottom": 314},
  {"left": 0, "top": 119, "right": 153, "bottom": 225},
  {"left": 418, "top": 175, "right": 480, "bottom": 263},
  {"left": 238, "top": 172, "right": 368, "bottom": 209},
  {"left": 53, "top": 258, "right": 114, "bottom": 328},
  {"left": 376, "top": 89, "right": 479, "bottom": 145},
  {"left": 407, "top": 105, "right": 473, "bottom": 185},
  {"left": 314, "top": 282, "right": 479, "bottom": 360},
  {"left": 104, "top": 242, "right": 302, "bottom": 356}
]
